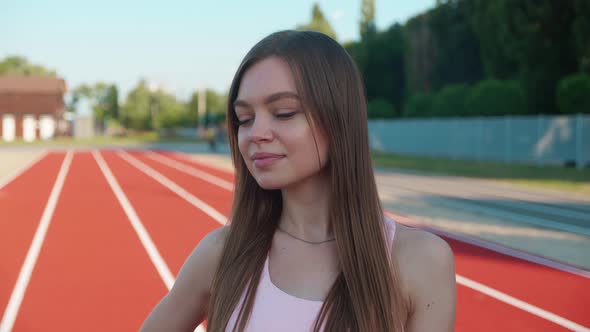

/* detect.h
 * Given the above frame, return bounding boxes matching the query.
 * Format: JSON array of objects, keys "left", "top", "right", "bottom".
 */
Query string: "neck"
[{"left": 278, "top": 170, "right": 332, "bottom": 242}]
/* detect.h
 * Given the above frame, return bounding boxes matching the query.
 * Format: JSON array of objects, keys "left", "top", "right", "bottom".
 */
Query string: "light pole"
[
  {"left": 148, "top": 82, "right": 159, "bottom": 131},
  {"left": 195, "top": 85, "right": 207, "bottom": 140},
  {"left": 198, "top": 86, "right": 207, "bottom": 127}
]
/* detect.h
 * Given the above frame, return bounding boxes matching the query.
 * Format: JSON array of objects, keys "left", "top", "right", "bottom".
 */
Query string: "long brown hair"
[{"left": 207, "top": 30, "right": 409, "bottom": 331}]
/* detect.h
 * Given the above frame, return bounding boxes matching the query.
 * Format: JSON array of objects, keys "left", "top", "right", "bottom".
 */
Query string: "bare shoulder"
[
  {"left": 139, "top": 226, "right": 231, "bottom": 331},
  {"left": 392, "top": 223, "right": 456, "bottom": 331},
  {"left": 170, "top": 225, "right": 231, "bottom": 297},
  {"left": 198, "top": 225, "right": 231, "bottom": 256},
  {"left": 182, "top": 225, "right": 231, "bottom": 283},
  {"left": 393, "top": 223, "right": 454, "bottom": 273}
]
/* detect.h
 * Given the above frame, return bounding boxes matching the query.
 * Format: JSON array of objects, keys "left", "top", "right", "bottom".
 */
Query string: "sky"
[{"left": 1, "top": 0, "right": 436, "bottom": 104}]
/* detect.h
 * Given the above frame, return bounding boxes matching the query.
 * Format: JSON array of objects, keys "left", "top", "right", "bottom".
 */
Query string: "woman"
[{"left": 140, "top": 30, "right": 456, "bottom": 332}]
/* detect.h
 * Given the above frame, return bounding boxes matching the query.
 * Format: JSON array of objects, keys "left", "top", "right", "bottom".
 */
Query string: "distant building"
[{"left": 0, "top": 76, "right": 67, "bottom": 142}]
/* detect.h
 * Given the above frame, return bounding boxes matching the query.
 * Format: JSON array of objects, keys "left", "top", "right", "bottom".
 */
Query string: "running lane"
[
  {"left": 101, "top": 150, "right": 222, "bottom": 276},
  {"left": 386, "top": 212, "right": 589, "bottom": 330},
  {"left": 455, "top": 283, "right": 571, "bottom": 331},
  {"left": 0, "top": 152, "right": 65, "bottom": 320},
  {"left": 124, "top": 150, "right": 232, "bottom": 216},
  {"left": 151, "top": 150, "right": 235, "bottom": 183},
  {"left": 11, "top": 152, "right": 166, "bottom": 331},
  {"left": 448, "top": 237, "right": 590, "bottom": 329}
]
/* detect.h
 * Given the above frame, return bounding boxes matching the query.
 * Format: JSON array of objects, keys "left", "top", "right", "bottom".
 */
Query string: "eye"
[
  {"left": 275, "top": 111, "right": 297, "bottom": 119},
  {"left": 237, "top": 118, "right": 252, "bottom": 126}
]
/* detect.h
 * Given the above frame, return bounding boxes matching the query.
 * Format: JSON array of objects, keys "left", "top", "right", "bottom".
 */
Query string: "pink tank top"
[{"left": 225, "top": 217, "right": 397, "bottom": 332}]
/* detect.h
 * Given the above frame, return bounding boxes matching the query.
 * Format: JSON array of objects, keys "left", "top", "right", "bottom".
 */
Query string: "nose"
[{"left": 248, "top": 114, "right": 274, "bottom": 142}]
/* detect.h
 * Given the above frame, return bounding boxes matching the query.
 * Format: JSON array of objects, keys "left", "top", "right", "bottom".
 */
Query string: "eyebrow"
[{"left": 233, "top": 91, "right": 300, "bottom": 109}]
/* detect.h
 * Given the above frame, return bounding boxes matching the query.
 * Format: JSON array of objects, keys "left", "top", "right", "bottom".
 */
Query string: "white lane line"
[
  {"left": 456, "top": 274, "right": 589, "bottom": 332},
  {"left": 117, "top": 150, "right": 227, "bottom": 225},
  {"left": 0, "top": 150, "right": 48, "bottom": 190},
  {"left": 92, "top": 150, "right": 175, "bottom": 290},
  {"left": 94, "top": 151, "right": 207, "bottom": 332},
  {"left": 145, "top": 151, "right": 233, "bottom": 191},
  {"left": 0, "top": 150, "right": 72, "bottom": 332},
  {"left": 171, "top": 152, "right": 235, "bottom": 175}
]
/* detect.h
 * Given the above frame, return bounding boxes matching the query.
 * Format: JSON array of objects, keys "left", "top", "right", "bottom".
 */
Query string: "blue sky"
[{"left": 2, "top": 0, "right": 435, "bottom": 102}]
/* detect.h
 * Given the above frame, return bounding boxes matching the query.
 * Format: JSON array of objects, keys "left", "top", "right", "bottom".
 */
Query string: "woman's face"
[{"left": 234, "top": 56, "right": 329, "bottom": 190}]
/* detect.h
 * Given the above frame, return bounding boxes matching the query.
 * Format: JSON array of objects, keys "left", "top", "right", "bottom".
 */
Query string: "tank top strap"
[{"left": 383, "top": 215, "right": 397, "bottom": 259}]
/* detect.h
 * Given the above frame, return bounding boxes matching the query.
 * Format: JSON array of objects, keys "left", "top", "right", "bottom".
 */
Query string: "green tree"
[
  {"left": 557, "top": 73, "right": 590, "bottom": 114},
  {"left": 346, "top": 20, "right": 406, "bottom": 114},
  {"left": 93, "top": 83, "right": 119, "bottom": 124},
  {"left": 432, "top": 84, "right": 470, "bottom": 117},
  {"left": 367, "top": 98, "right": 395, "bottom": 119},
  {"left": 0, "top": 56, "right": 56, "bottom": 76},
  {"left": 572, "top": 0, "right": 590, "bottom": 73},
  {"left": 186, "top": 91, "right": 201, "bottom": 127},
  {"left": 185, "top": 89, "right": 228, "bottom": 128},
  {"left": 121, "top": 80, "right": 152, "bottom": 130},
  {"left": 429, "top": 0, "right": 484, "bottom": 90},
  {"left": 363, "top": 24, "right": 406, "bottom": 114},
  {"left": 203, "top": 90, "right": 228, "bottom": 127},
  {"left": 515, "top": 0, "right": 578, "bottom": 115},
  {"left": 296, "top": 3, "right": 337, "bottom": 40},
  {"left": 360, "top": 0, "right": 376, "bottom": 38},
  {"left": 469, "top": 0, "right": 520, "bottom": 79},
  {"left": 465, "top": 80, "right": 526, "bottom": 116},
  {"left": 404, "top": 1, "right": 484, "bottom": 95},
  {"left": 469, "top": 0, "right": 579, "bottom": 114},
  {"left": 72, "top": 83, "right": 120, "bottom": 131},
  {"left": 404, "top": 13, "right": 437, "bottom": 94},
  {"left": 66, "top": 90, "right": 81, "bottom": 114},
  {"left": 154, "top": 91, "right": 186, "bottom": 129},
  {"left": 403, "top": 93, "right": 435, "bottom": 118}
]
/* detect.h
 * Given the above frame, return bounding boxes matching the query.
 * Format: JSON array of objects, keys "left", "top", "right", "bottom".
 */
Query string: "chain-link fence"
[{"left": 368, "top": 114, "right": 590, "bottom": 170}]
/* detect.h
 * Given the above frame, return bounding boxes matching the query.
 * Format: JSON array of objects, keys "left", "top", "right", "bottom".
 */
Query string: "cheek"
[
  {"left": 286, "top": 123, "right": 329, "bottom": 169},
  {"left": 237, "top": 129, "right": 248, "bottom": 155},
  {"left": 310, "top": 126, "right": 329, "bottom": 165},
  {"left": 237, "top": 129, "right": 253, "bottom": 169}
]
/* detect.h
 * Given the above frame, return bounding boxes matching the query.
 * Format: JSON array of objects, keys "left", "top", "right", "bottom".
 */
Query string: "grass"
[
  {"left": 0, "top": 132, "right": 207, "bottom": 147},
  {"left": 371, "top": 150, "right": 590, "bottom": 195}
]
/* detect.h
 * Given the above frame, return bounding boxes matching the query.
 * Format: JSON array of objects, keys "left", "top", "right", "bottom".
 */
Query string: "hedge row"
[{"left": 365, "top": 74, "right": 590, "bottom": 119}]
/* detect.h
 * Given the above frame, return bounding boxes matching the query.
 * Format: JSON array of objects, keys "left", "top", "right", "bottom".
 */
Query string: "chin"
[
  {"left": 255, "top": 177, "right": 286, "bottom": 190},
  {"left": 246, "top": 165, "right": 288, "bottom": 190}
]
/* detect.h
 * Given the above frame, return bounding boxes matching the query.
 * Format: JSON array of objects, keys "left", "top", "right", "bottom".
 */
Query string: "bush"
[
  {"left": 432, "top": 84, "right": 470, "bottom": 117},
  {"left": 557, "top": 73, "right": 590, "bottom": 114},
  {"left": 367, "top": 98, "right": 396, "bottom": 119},
  {"left": 403, "top": 93, "right": 434, "bottom": 118},
  {"left": 465, "top": 79, "right": 526, "bottom": 116}
]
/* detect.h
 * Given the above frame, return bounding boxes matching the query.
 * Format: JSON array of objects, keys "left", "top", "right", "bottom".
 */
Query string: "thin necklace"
[{"left": 276, "top": 226, "right": 336, "bottom": 245}]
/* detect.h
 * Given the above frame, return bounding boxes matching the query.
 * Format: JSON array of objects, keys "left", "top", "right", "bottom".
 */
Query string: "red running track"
[
  {"left": 0, "top": 152, "right": 65, "bottom": 321},
  {"left": 0, "top": 149, "right": 588, "bottom": 332}
]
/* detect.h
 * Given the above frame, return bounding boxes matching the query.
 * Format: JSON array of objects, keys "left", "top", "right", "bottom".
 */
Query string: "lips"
[{"left": 251, "top": 152, "right": 285, "bottom": 168}]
